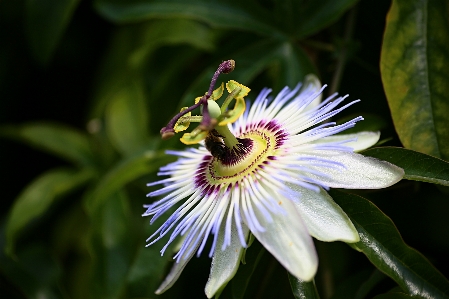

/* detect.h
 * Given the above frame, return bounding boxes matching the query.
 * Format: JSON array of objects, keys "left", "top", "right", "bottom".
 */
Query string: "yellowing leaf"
[{"left": 381, "top": 0, "right": 449, "bottom": 160}]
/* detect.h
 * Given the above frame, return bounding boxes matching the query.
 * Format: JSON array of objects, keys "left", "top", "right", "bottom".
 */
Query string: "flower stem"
[
  {"left": 221, "top": 87, "right": 242, "bottom": 114},
  {"left": 215, "top": 125, "right": 239, "bottom": 148}
]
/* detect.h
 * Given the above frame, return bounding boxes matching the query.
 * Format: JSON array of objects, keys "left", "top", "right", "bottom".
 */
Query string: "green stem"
[
  {"left": 215, "top": 125, "right": 239, "bottom": 148},
  {"left": 221, "top": 87, "right": 242, "bottom": 114}
]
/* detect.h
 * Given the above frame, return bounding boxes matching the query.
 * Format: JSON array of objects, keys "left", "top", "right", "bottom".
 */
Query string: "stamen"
[{"left": 160, "top": 60, "right": 235, "bottom": 139}]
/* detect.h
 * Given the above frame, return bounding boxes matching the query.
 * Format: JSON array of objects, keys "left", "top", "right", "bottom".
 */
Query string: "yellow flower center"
[{"left": 205, "top": 129, "right": 279, "bottom": 185}]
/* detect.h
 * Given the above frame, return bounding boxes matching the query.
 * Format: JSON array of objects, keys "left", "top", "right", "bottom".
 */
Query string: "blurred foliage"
[{"left": 1, "top": 0, "right": 449, "bottom": 299}]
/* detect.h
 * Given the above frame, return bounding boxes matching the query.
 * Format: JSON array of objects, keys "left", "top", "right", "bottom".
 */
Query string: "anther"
[
  {"left": 222, "top": 60, "right": 235, "bottom": 74},
  {"left": 206, "top": 60, "right": 235, "bottom": 97},
  {"left": 160, "top": 127, "right": 175, "bottom": 140},
  {"left": 160, "top": 60, "right": 235, "bottom": 139}
]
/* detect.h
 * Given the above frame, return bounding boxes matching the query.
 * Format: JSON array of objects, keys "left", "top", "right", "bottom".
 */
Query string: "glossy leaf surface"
[
  {"left": 331, "top": 190, "right": 449, "bottom": 299},
  {"left": 363, "top": 147, "right": 449, "bottom": 186}
]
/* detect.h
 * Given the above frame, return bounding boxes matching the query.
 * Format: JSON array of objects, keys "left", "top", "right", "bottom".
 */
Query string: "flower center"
[{"left": 198, "top": 121, "right": 286, "bottom": 187}]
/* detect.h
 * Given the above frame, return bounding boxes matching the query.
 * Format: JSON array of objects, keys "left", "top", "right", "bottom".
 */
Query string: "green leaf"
[
  {"left": 276, "top": 0, "right": 359, "bottom": 38},
  {"left": 105, "top": 79, "right": 151, "bottom": 156},
  {"left": 0, "top": 122, "right": 94, "bottom": 166},
  {"left": 133, "top": 18, "right": 217, "bottom": 54},
  {"left": 25, "top": 0, "right": 80, "bottom": 65},
  {"left": 380, "top": 0, "right": 449, "bottom": 160},
  {"left": 5, "top": 167, "right": 95, "bottom": 255},
  {"left": 288, "top": 274, "right": 320, "bottom": 299},
  {"left": 94, "top": 0, "right": 280, "bottom": 37},
  {"left": 84, "top": 150, "right": 171, "bottom": 213},
  {"left": 87, "top": 191, "right": 135, "bottom": 299},
  {"left": 125, "top": 239, "right": 171, "bottom": 297},
  {"left": 90, "top": 19, "right": 216, "bottom": 119},
  {"left": 272, "top": 42, "right": 317, "bottom": 90},
  {"left": 362, "top": 147, "right": 449, "bottom": 186},
  {"left": 330, "top": 190, "right": 449, "bottom": 299}
]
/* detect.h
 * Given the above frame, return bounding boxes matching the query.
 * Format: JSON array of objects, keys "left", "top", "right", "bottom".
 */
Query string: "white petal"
[
  {"left": 155, "top": 239, "right": 199, "bottom": 294},
  {"left": 315, "top": 131, "right": 380, "bottom": 152},
  {"left": 205, "top": 222, "right": 249, "bottom": 298},
  {"left": 243, "top": 196, "right": 318, "bottom": 281},
  {"left": 286, "top": 184, "right": 359, "bottom": 243},
  {"left": 306, "top": 150, "right": 404, "bottom": 189}
]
